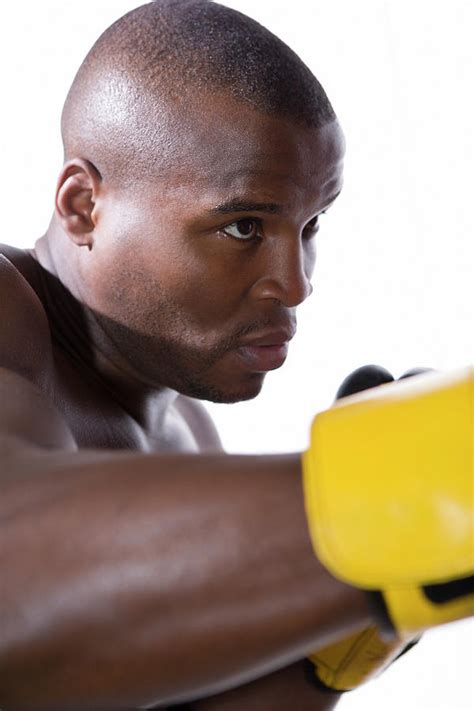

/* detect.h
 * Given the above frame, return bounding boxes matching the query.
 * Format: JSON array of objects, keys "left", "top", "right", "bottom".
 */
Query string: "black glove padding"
[{"left": 335, "top": 364, "right": 394, "bottom": 401}]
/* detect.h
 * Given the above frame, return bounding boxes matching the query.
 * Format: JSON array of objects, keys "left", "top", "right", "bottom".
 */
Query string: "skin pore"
[{"left": 35, "top": 91, "right": 345, "bottom": 436}]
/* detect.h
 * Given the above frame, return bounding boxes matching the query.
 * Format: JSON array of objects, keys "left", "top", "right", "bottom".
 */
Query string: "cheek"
[
  {"left": 164, "top": 264, "right": 242, "bottom": 328},
  {"left": 141, "top": 239, "right": 250, "bottom": 325},
  {"left": 96, "top": 243, "right": 234, "bottom": 334}
]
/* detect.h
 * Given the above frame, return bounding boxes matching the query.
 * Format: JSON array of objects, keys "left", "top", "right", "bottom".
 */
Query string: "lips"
[
  {"left": 235, "top": 327, "right": 295, "bottom": 372},
  {"left": 239, "top": 328, "right": 296, "bottom": 347},
  {"left": 236, "top": 343, "right": 289, "bottom": 371}
]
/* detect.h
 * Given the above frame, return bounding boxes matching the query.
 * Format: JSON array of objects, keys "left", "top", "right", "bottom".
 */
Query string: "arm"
[{"left": 0, "top": 372, "right": 370, "bottom": 711}]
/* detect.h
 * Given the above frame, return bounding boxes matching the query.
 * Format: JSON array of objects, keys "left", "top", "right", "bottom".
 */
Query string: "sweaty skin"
[{"left": 0, "top": 95, "right": 370, "bottom": 709}]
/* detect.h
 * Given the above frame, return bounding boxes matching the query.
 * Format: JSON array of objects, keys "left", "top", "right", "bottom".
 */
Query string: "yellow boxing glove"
[
  {"left": 306, "top": 625, "right": 418, "bottom": 692},
  {"left": 306, "top": 366, "right": 421, "bottom": 692},
  {"left": 302, "top": 366, "right": 474, "bottom": 638}
]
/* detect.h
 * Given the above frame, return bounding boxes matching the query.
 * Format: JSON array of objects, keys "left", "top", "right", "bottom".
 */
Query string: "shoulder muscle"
[
  {"left": 174, "top": 396, "right": 223, "bottom": 453},
  {"left": 0, "top": 252, "right": 53, "bottom": 388},
  {"left": 0, "top": 253, "right": 74, "bottom": 452}
]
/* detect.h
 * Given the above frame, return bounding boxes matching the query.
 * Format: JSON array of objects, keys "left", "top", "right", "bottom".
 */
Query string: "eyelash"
[
  {"left": 220, "top": 212, "right": 326, "bottom": 242},
  {"left": 220, "top": 218, "right": 263, "bottom": 242}
]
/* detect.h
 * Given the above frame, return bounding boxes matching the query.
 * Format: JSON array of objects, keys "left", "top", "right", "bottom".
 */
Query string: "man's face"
[{"left": 81, "top": 93, "right": 345, "bottom": 403}]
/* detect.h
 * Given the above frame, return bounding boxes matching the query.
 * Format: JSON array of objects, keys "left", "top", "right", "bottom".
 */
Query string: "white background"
[{"left": 1, "top": 1, "right": 472, "bottom": 709}]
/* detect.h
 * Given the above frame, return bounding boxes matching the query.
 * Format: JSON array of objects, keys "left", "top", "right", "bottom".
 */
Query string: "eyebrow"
[
  {"left": 207, "top": 190, "right": 343, "bottom": 218},
  {"left": 208, "top": 199, "right": 283, "bottom": 216}
]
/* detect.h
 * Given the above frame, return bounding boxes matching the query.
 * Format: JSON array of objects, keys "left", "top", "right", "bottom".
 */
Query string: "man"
[{"left": 1, "top": 2, "right": 472, "bottom": 709}]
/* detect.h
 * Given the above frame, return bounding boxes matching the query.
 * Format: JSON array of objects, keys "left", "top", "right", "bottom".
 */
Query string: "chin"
[{"left": 182, "top": 373, "right": 265, "bottom": 404}]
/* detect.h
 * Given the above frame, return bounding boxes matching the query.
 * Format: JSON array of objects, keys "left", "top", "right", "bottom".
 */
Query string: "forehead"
[{"left": 149, "top": 92, "right": 345, "bottom": 209}]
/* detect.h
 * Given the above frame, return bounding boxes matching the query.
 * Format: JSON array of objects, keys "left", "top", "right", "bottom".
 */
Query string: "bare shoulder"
[
  {"left": 173, "top": 395, "right": 224, "bottom": 453},
  {"left": 0, "top": 247, "right": 75, "bottom": 452},
  {"left": 0, "top": 246, "right": 53, "bottom": 387}
]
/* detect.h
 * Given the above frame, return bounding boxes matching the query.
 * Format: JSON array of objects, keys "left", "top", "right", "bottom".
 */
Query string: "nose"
[{"left": 251, "top": 237, "right": 315, "bottom": 307}]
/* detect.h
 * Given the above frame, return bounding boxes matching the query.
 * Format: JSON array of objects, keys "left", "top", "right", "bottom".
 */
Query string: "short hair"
[{"left": 61, "top": 0, "right": 336, "bottom": 185}]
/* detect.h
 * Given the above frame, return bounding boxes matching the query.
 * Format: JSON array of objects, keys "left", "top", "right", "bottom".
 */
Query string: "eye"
[
  {"left": 221, "top": 218, "right": 261, "bottom": 241},
  {"left": 303, "top": 210, "right": 327, "bottom": 237},
  {"left": 303, "top": 216, "right": 319, "bottom": 237}
]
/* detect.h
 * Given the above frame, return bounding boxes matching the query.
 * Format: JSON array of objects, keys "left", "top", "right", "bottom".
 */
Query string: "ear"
[{"left": 55, "top": 159, "right": 102, "bottom": 250}]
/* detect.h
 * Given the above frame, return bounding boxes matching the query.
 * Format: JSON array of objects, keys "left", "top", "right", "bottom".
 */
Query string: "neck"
[{"left": 32, "top": 223, "right": 179, "bottom": 432}]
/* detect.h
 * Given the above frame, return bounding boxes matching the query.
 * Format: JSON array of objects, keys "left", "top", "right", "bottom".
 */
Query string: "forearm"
[{"left": 0, "top": 447, "right": 371, "bottom": 709}]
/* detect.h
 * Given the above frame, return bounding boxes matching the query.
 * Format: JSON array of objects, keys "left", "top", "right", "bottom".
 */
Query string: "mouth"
[
  {"left": 235, "top": 342, "right": 290, "bottom": 372},
  {"left": 230, "top": 326, "right": 295, "bottom": 372}
]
